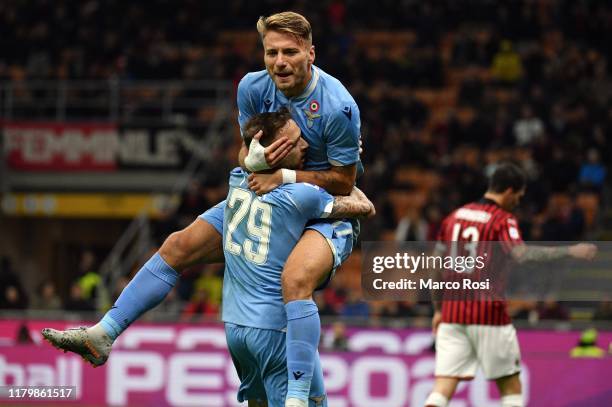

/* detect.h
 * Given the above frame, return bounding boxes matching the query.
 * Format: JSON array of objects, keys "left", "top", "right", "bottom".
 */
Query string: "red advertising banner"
[
  {"left": 2, "top": 122, "right": 205, "bottom": 171},
  {"left": 0, "top": 320, "right": 610, "bottom": 406},
  {"left": 3, "top": 122, "right": 119, "bottom": 171}
]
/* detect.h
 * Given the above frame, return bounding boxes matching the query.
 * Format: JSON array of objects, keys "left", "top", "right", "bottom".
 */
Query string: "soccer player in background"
[
  {"left": 424, "top": 162, "right": 597, "bottom": 407},
  {"left": 222, "top": 109, "right": 373, "bottom": 406},
  {"left": 43, "top": 11, "right": 362, "bottom": 407}
]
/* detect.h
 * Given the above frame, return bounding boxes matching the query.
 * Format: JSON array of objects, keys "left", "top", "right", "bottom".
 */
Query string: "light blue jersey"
[
  {"left": 221, "top": 168, "right": 334, "bottom": 330},
  {"left": 237, "top": 66, "right": 362, "bottom": 172}
]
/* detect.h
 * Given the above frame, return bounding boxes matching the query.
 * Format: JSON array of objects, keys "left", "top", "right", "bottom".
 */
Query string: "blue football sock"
[
  {"left": 285, "top": 299, "right": 320, "bottom": 401},
  {"left": 100, "top": 253, "right": 178, "bottom": 340}
]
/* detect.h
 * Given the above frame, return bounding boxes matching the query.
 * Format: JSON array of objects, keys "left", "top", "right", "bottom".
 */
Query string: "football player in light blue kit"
[
  {"left": 230, "top": 12, "right": 362, "bottom": 407},
  {"left": 205, "top": 12, "right": 362, "bottom": 407},
  {"left": 42, "top": 14, "right": 362, "bottom": 406},
  {"left": 221, "top": 108, "right": 373, "bottom": 406}
]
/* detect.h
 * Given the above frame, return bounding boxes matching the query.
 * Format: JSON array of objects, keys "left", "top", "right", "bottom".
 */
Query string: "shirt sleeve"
[
  {"left": 498, "top": 215, "right": 524, "bottom": 253},
  {"left": 284, "top": 183, "right": 334, "bottom": 220},
  {"left": 324, "top": 102, "right": 361, "bottom": 167},
  {"left": 237, "top": 74, "right": 257, "bottom": 138}
]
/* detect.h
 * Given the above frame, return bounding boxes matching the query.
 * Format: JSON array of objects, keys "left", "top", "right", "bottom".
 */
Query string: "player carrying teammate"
[
  {"left": 223, "top": 109, "right": 374, "bottom": 406},
  {"left": 232, "top": 14, "right": 363, "bottom": 405},
  {"left": 43, "top": 12, "right": 362, "bottom": 407},
  {"left": 425, "top": 162, "right": 596, "bottom": 407}
]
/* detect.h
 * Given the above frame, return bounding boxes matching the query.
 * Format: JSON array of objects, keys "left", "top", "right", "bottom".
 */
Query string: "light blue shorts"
[
  {"left": 224, "top": 323, "right": 327, "bottom": 407},
  {"left": 199, "top": 201, "right": 356, "bottom": 283}
]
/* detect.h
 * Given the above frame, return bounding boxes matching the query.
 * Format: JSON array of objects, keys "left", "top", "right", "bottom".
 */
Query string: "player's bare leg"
[
  {"left": 159, "top": 218, "right": 224, "bottom": 269},
  {"left": 282, "top": 230, "right": 333, "bottom": 302},
  {"left": 496, "top": 373, "right": 523, "bottom": 407},
  {"left": 424, "top": 377, "right": 459, "bottom": 407},
  {"left": 282, "top": 230, "right": 333, "bottom": 407},
  {"left": 42, "top": 218, "right": 223, "bottom": 367}
]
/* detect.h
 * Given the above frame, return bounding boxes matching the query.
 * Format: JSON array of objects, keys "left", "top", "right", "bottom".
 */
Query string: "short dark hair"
[
  {"left": 243, "top": 107, "right": 292, "bottom": 147},
  {"left": 488, "top": 162, "right": 527, "bottom": 193}
]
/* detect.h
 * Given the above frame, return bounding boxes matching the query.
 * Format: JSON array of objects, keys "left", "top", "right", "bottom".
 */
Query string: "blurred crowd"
[{"left": 2, "top": 0, "right": 612, "bottom": 322}]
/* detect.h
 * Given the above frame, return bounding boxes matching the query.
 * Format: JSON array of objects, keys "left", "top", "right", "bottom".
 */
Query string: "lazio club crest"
[{"left": 304, "top": 100, "right": 321, "bottom": 128}]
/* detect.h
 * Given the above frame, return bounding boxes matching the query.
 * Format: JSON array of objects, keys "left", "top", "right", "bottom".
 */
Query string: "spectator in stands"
[
  {"left": 570, "top": 328, "right": 605, "bottom": 358},
  {"left": 579, "top": 148, "right": 606, "bottom": 192},
  {"left": 513, "top": 104, "right": 545, "bottom": 146},
  {"left": 340, "top": 291, "right": 369, "bottom": 319},
  {"left": 327, "top": 321, "right": 349, "bottom": 352},
  {"left": 540, "top": 196, "right": 586, "bottom": 240},
  {"left": 16, "top": 323, "right": 34, "bottom": 344},
  {"left": 0, "top": 257, "right": 28, "bottom": 309},
  {"left": 491, "top": 40, "right": 523, "bottom": 85},
  {"left": 175, "top": 178, "right": 211, "bottom": 228},
  {"left": 180, "top": 286, "right": 219, "bottom": 321},
  {"left": 32, "top": 281, "right": 62, "bottom": 311},
  {"left": 64, "top": 282, "right": 95, "bottom": 312},
  {"left": 314, "top": 293, "right": 337, "bottom": 317},
  {"left": 458, "top": 67, "right": 485, "bottom": 107},
  {"left": 394, "top": 208, "right": 428, "bottom": 241},
  {"left": 76, "top": 250, "right": 101, "bottom": 303},
  {"left": 192, "top": 265, "right": 223, "bottom": 311},
  {"left": 593, "top": 299, "right": 612, "bottom": 321},
  {"left": 16, "top": 322, "right": 34, "bottom": 344},
  {"left": 3, "top": 286, "right": 28, "bottom": 310},
  {"left": 537, "top": 299, "right": 569, "bottom": 320}
]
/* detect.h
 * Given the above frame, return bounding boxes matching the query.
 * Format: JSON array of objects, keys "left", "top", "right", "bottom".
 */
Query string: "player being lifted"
[
  {"left": 424, "top": 163, "right": 597, "bottom": 407},
  {"left": 43, "top": 11, "right": 363, "bottom": 407},
  {"left": 222, "top": 109, "right": 373, "bottom": 406}
]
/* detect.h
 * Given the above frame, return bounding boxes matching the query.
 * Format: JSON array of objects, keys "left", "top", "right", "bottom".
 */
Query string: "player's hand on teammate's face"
[
  {"left": 568, "top": 243, "right": 597, "bottom": 260},
  {"left": 431, "top": 311, "right": 442, "bottom": 336},
  {"left": 248, "top": 170, "right": 282, "bottom": 195},
  {"left": 253, "top": 129, "right": 293, "bottom": 167}
]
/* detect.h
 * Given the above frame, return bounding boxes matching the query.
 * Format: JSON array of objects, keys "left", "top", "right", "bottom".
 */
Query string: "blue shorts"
[
  {"left": 225, "top": 323, "right": 327, "bottom": 407},
  {"left": 199, "top": 200, "right": 357, "bottom": 278}
]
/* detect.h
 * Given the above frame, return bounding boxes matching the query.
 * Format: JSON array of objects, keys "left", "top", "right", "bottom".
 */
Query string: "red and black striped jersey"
[{"left": 436, "top": 198, "right": 523, "bottom": 325}]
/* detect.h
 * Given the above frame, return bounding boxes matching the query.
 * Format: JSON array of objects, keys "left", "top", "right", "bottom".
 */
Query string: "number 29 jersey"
[
  {"left": 221, "top": 168, "right": 334, "bottom": 331},
  {"left": 436, "top": 198, "right": 524, "bottom": 325}
]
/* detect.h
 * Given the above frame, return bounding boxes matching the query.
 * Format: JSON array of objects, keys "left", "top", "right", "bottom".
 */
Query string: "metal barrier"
[{"left": 0, "top": 80, "right": 233, "bottom": 125}]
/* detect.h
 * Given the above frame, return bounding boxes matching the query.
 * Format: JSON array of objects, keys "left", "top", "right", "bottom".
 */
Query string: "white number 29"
[{"left": 225, "top": 188, "right": 272, "bottom": 265}]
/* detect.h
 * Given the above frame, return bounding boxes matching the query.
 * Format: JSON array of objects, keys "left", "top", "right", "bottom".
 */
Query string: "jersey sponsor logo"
[
  {"left": 455, "top": 208, "right": 492, "bottom": 223},
  {"left": 293, "top": 370, "right": 305, "bottom": 380}
]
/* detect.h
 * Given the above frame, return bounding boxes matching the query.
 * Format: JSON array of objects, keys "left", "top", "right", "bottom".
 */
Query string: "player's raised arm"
[
  {"left": 248, "top": 164, "right": 356, "bottom": 196},
  {"left": 239, "top": 129, "right": 293, "bottom": 171},
  {"left": 510, "top": 243, "right": 597, "bottom": 263},
  {"left": 249, "top": 104, "right": 361, "bottom": 195},
  {"left": 328, "top": 186, "right": 375, "bottom": 219},
  {"left": 298, "top": 164, "right": 356, "bottom": 195}
]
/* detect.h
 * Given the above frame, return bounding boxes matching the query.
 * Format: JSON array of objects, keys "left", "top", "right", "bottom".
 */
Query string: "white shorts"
[{"left": 435, "top": 323, "right": 521, "bottom": 380}]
